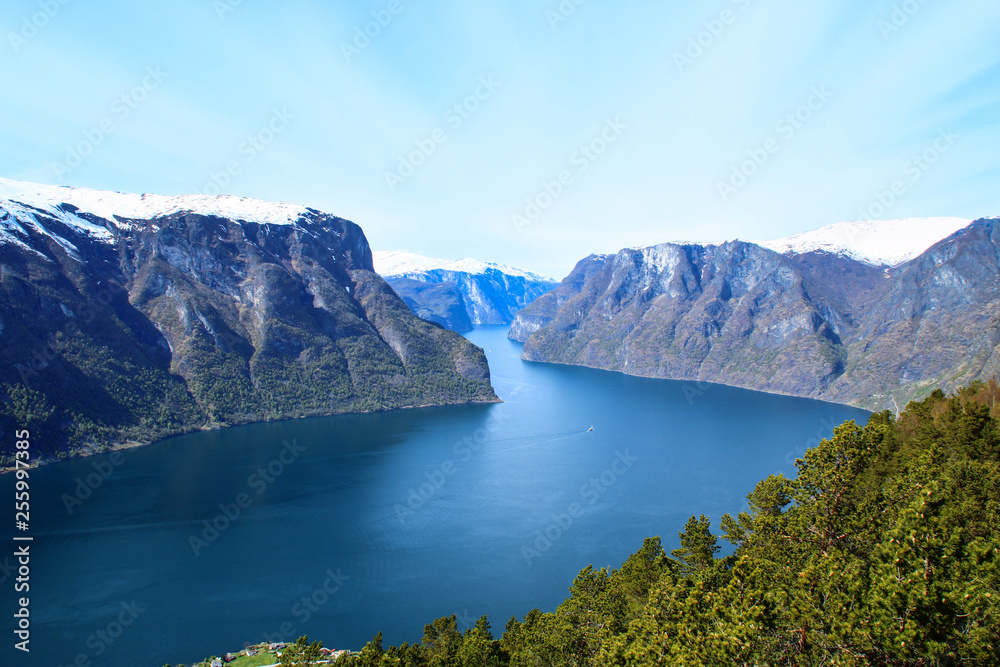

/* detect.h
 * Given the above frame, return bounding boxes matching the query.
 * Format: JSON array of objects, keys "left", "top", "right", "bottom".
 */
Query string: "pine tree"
[{"left": 671, "top": 514, "right": 720, "bottom": 576}]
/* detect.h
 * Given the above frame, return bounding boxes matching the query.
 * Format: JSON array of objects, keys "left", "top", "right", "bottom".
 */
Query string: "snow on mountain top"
[
  {"left": 373, "top": 250, "right": 554, "bottom": 282},
  {"left": 0, "top": 177, "right": 311, "bottom": 231},
  {"left": 755, "top": 217, "right": 973, "bottom": 267}
]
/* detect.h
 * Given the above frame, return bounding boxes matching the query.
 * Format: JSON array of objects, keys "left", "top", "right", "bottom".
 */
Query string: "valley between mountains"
[
  {"left": 0, "top": 179, "right": 496, "bottom": 464},
  {"left": 1, "top": 176, "right": 997, "bottom": 462}
]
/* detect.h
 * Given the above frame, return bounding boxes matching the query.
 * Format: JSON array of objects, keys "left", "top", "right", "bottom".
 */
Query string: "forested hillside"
[
  {"left": 0, "top": 181, "right": 498, "bottom": 464},
  {"left": 326, "top": 381, "right": 1000, "bottom": 666}
]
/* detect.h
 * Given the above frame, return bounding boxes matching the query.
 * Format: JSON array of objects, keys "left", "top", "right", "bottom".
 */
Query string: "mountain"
[
  {"left": 755, "top": 216, "right": 972, "bottom": 266},
  {"left": 373, "top": 251, "right": 557, "bottom": 332},
  {"left": 511, "top": 218, "right": 999, "bottom": 411},
  {"left": 0, "top": 178, "right": 498, "bottom": 464},
  {"left": 507, "top": 253, "right": 612, "bottom": 342}
]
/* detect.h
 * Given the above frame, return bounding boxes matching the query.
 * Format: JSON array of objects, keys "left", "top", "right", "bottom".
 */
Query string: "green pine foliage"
[
  {"left": 333, "top": 383, "right": 1000, "bottom": 666},
  {"left": 279, "top": 635, "right": 324, "bottom": 667}
]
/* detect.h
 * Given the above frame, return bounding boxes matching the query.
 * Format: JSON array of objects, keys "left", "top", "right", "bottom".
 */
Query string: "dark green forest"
[
  {"left": 0, "top": 286, "right": 496, "bottom": 466},
  {"left": 281, "top": 382, "right": 998, "bottom": 666}
]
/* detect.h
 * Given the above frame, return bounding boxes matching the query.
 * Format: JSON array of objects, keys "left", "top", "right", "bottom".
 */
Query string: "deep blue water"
[{"left": 1, "top": 326, "right": 869, "bottom": 666}]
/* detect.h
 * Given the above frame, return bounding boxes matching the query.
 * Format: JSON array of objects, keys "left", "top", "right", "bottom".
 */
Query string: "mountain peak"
[
  {"left": 0, "top": 177, "right": 497, "bottom": 460},
  {"left": 0, "top": 177, "right": 314, "bottom": 237},
  {"left": 755, "top": 217, "right": 972, "bottom": 267},
  {"left": 373, "top": 250, "right": 553, "bottom": 282}
]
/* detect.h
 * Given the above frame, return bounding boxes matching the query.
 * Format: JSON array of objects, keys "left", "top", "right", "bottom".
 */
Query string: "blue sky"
[{"left": 2, "top": 0, "right": 998, "bottom": 278}]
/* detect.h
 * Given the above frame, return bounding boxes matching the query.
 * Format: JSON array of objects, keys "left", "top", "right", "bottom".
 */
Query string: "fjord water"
[{"left": 5, "top": 326, "right": 869, "bottom": 666}]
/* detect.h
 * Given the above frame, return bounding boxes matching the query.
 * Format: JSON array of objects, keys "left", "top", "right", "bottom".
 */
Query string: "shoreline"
[
  {"left": 0, "top": 396, "right": 502, "bottom": 475},
  {"left": 517, "top": 356, "right": 881, "bottom": 412}
]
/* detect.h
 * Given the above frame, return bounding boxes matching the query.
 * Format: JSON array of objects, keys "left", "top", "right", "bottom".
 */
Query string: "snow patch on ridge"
[
  {"left": 0, "top": 177, "right": 311, "bottom": 248},
  {"left": 636, "top": 245, "right": 683, "bottom": 275},
  {"left": 1, "top": 197, "right": 112, "bottom": 258},
  {"left": 374, "top": 250, "right": 553, "bottom": 281},
  {"left": 0, "top": 208, "right": 40, "bottom": 254},
  {"left": 755, "top": 217, "right": 973, "bottom": 267}
]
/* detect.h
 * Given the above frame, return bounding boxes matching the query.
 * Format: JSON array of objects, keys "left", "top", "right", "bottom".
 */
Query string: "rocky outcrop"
[
  {"left": 513, "top": 220, "right": 1000, "bottom": 411},
  {"left": 508, "top": 254, "right": 611, "bottom": 342},
  {"left": 375, "top": 252, "right": 557, "bottom": 332},
  {"left": 384, "top": 278, "right": 474, "bottom": 333},
  {"left": 830, "top": 219, "right": 1000, "bottom": 407},
  {"left": 0, "top": 180, "right": 497, "bottom": 462}
]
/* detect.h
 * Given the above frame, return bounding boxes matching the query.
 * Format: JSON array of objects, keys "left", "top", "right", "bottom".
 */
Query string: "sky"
[{"left": 1, "top": 0, "right": 998, "bottom": 279}]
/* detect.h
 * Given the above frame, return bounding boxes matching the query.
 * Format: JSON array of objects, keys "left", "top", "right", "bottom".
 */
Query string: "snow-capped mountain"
[
  {"left": 0, "top": 177, "right": 310, "bottom": 239},
  {"left": 373, "top": 251, "right": 557, "bottom": 332},
  {"left": 374, "top": 250, "right": 551, "bottom": 282},
  {"left": 513, "top": 217, "right": 1000, "bottom": 412},
  {"left": 0, "top": 178, "right": 496, "bottom": 461},
  {"left": 755, "top": 217, "right": 973, "bottom": 267}
]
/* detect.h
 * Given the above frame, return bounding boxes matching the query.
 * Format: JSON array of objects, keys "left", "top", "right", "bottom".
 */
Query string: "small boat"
[{"left": 588, "top": 426, "right": 594, "bottom": 432}]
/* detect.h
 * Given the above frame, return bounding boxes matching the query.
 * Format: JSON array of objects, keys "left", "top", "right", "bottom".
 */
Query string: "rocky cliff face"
[
  {"left": 383, "top": 278, "right": 475, "bottom": 333},
  {"left": 833, "top": 219, "right": 1000, "bottom": 407},
  {"left": 512, "top": 219, "right": 1000, "bottom": 410},
  {"left": 0, "top": 180, "right": 497, "bottom": 462},
  {"left": 507, "top": 254, "right": 611, "bottom": 342},
  {"left": 374, "top": 252, "right": 557, "bottom": 332}
]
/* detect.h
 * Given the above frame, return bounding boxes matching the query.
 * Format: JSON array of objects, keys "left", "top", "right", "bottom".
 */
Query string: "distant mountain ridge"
[
  {"left": 374, "top": 250, "right": 552, "bottom": 281},
  {"left": 511, "top": 217, "right": 1000, "bottom": 411},
  {"left": 755, "top": 216, "right": 972, "bottom": 267},
  {"left": 374, "top": 251, "right": 557, "bottom": 333},
  {"left": 0, "top": 178, "right": 498, "bottom": 463}
]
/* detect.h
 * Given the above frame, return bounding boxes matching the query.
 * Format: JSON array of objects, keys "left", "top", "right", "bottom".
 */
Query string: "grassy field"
[
  {"left": 194, "top": 651, "right": 277, "bottom": 667},
  {"left": 230, "top": 653, "right": 278, "bottom": 667}
]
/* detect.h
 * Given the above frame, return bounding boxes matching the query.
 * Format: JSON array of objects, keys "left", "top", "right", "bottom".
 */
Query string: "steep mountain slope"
[
  {"left": 374, "top": 251, "right": 557, "bottom": 332},
  {"left": 514, "top": 219, "right": 1000, "bottom": 410},
  {"left": 508, "top": 254, "right": 611, "bottom": 342},
  {"left": 831, "top": 218, "right": 1000, "bottom": 406},
  {"left": 518, "top": 242, "right": 861, "bottom": 399},
  {"left": 381, "top": 278, "right": 474, "bottom": 333},
  {"left": 0, "top": 179, "right": 497, "bottom": 463}
]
